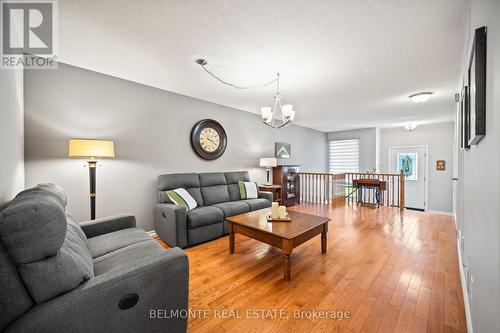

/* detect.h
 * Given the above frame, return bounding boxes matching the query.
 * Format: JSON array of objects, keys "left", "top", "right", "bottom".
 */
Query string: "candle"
[
  {"left": 271, "top": 202, "right": 279, "bottom": 219},
  {"left": 278, "top": 205, "right": 287, "bottom": 219}
]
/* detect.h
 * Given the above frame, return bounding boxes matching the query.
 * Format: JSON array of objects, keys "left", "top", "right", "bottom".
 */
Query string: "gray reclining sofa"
[
  {"left": 0, "top": 184, "right": 189, "bottom": 333},
  {"left": 155, "top": 171, "right": 272, "bottom": 248}
]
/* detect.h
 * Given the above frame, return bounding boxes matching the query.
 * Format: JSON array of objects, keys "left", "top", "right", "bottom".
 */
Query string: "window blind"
[{"left": 329, "top": 139, "right": 360, "bottom": 174}]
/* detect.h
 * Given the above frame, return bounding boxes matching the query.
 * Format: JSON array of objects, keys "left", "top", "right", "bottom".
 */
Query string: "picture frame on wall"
[
  {"left": 467, "top": 26, "right": 487, "bottom": 145},
  {"left": 460, "top": 85, "right": 470, "bottom": 150},
  {"left": 275, "top": 142, "right": 291, "bottom": 159}
]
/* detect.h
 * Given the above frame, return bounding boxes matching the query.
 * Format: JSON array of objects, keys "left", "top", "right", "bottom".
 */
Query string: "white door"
[{"left": 389, "top": 147, "right": 426, "bottom": 210}]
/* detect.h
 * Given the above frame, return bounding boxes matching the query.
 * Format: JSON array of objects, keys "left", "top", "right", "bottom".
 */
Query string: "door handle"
[{"left": 452, "top": 177, "right": 459, "bottom": 181}]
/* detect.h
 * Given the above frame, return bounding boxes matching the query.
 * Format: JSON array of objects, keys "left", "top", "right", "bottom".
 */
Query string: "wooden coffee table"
[{"left": 226, "top": 208, "right": 330, "bottom": 281}]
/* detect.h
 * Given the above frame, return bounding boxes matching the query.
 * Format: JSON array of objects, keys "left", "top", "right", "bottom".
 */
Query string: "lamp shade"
[
  {"left": 261, "top": 107, "right": 273, "bottom": 123},
  {"left": 259, "top": 157, "right": 277, "bottom": 168},
  {"left": 68, "top": 139, "right": 115, "bottom": 159}
]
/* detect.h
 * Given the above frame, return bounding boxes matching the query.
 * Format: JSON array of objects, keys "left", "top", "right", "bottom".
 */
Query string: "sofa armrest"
[
  {"left": 80, "top": 214, "right": 136, "bottom": 238},
  {"left": 258, "top": 190, "right": 273, "bottom": 203},
  {"left": 6, "top": 248, "right": 189, "bottom": 333},
  {"left": 154, "top": 204, "right": 188, "bottom": 249}
]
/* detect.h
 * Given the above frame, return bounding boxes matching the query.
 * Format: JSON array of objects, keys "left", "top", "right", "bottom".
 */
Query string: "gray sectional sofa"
[
  {"left": 155, "top": 171, "right": 272, "bottom": 248},
  {"left": 0, "top": 184, "right": 189, "bottom": 333}
]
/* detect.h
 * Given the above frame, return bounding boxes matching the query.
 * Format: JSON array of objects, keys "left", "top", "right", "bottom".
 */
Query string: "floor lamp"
[{"left": 68, "top": 139, "right": 115, "bottom": 220}]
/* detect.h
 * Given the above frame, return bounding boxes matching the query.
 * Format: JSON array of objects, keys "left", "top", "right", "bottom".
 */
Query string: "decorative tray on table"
[{"left": 266, "top": 214, "right": 292, "bottom": 222}]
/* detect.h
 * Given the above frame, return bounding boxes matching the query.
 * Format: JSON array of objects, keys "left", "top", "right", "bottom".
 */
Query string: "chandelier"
[
  {"left": 196, "top": 59, "right": 295, "bottom": 128},
  {"left": 260, "top": 73, "right": 295, "bottom": 128}
]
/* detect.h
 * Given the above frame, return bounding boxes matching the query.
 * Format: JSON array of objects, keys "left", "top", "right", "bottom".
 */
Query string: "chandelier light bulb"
[
  {"left": 282, "top": 105, "right": 295, "bottom": 121},
  {"left": 261, "top": 107, "right": 273, "bottom": 123}
]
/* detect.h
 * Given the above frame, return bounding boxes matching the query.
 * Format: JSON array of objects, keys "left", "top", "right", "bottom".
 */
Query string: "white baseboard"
[
  {"left": 457, "top": 237, "right": 474, "bottom": 333},
  {"left": 427, "top": 209, "right": 454, "bottom": 216}
]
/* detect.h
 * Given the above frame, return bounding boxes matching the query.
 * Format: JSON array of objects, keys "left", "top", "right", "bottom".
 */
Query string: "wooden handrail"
[
  {"left": 299, "top": 172, "right": 336, "bottom": 176},
  {"left": 344, "top": 172, "right": 401, "bottom": 177}
]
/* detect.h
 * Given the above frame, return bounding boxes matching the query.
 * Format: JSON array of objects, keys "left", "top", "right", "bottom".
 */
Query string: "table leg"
[
  {"left": 282, "top": 239, "right": 293, "bottom": 281},
  {"left": 283, "top": 254, "right": 291, "bottom": 281},
  {"left": 229, "top": 222, "right": 234, "bottom": 254},
  {"left": 321, "top": 223, "right": 328, "bottom": 253}
]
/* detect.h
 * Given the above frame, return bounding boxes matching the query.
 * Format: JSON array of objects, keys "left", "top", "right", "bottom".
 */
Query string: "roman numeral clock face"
[
  {"left": 199, "top": 127, "right": 220, "bottom": 152},
  {"left": 190, "top": 119, "right": 227, "bottom": 160}
]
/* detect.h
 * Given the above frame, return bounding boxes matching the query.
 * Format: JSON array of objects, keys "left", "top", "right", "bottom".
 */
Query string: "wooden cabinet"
[{"left": 272, "top": 165, "right": 300, "bottom": 206}]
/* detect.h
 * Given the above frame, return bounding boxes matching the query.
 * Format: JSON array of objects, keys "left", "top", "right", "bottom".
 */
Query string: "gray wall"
[
  {"left": 380, "top": 122, "right": 454, "bottom": 213},
  {"left": 326, "top": 128, "right": 378, "bottom": 172},
  {"left": 457, "top": 0, "right": 500, "bottom": 331},
  {"left": 0, "top": 68, "right": 24, "bottom": 203},
  {"left": 24, "top": 62, "right": 327, "bottom": 230}
]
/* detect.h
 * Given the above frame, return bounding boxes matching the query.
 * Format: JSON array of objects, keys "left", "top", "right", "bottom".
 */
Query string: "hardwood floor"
[{"left": 156, "top": 203, "right": 467, "bottom": 332}]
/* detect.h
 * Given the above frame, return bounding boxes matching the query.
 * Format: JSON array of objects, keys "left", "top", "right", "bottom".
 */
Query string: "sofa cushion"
[
  {"left": 66, "top": 214, "right": 90, "bottom": 248},
  {"left": 225, "top": 171, "right": 250, "bottom": 184},
  {"left": 241, "top": 198, "right": 271, "bottom": 211},
  {"left": 201, "top": 185, "right": 230, "bottom": 206},
  {"left": 158, "top": 172, "right": 200, "bottom": 189},
  {"left": 0, "top": 185, "right": 94, "bottom": 304},
  {"left": 36, "top": 183, "right": 68, "bottom": 207},
  {"left": 157, "top": 173, "right": 204, "bottom": 206},
  {"left": 0, "top": 242, "right": 34, "bottom": 332},
  {"left": 212, "top": 201, "right": 250, "bottom": 217},
  {"left": 186, "top": 206, "right": 224, "bottom": 229},
  {"left": 199, "top": 173, "right": 230, "bottom": 206},
  {"left": 93, "top": 240, "right": 165, "bottom": 276},
  {"left": 0, "top": 186, "right": 68, "bottom": 263},
  {"left": 227, "top": 184, "right": 241, "bottom": 202},
  {"left": 19, "top": 224, "right": 94, "bottom": 304},
  {"left": 188, "top": 223, "right": 223, "bottom": 246},
  {"left": 199, "top": 172, "right": 227, "bottom": 186},
  {"left": 225, "top": 171, "right": 250, "bottom": 201},
  {"left": 87, "top": 227, "right": 150, "bottom": 258}
]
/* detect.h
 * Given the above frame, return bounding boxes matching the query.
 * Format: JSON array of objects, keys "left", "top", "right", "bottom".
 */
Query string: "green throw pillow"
[
  {"left": 166, "top": 188, "right": 197, "bottom": 211},
  {"left": 238, "top": 181, "right": 258, "bottom": 199}
]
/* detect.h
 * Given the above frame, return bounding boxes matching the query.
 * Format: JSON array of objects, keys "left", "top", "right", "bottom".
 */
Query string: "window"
[{"left": 329, "top": 139, "right": 360, "bottom": 174}]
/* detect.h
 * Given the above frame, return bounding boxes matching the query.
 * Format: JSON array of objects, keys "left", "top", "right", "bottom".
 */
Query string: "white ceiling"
[{"left": 58, "top": 0, "right": 468, "bottom": 132}]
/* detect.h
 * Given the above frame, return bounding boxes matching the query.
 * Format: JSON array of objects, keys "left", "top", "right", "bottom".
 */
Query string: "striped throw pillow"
[
  {"left": 166, "top": 188, "right": 198, "bottom": 211},
  {"left": 238, "top": 181, "right": 258, "bottom": 199}
]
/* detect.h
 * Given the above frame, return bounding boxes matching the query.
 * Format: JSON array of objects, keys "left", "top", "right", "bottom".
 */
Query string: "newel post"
[{"left": 399, "top": 170, "right": 405, "bottom": 212}]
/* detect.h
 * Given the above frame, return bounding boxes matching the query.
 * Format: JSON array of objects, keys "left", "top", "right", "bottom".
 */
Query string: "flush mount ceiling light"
[
  {"left": 403, "top": 123, "right": 418, "bottom": 131},
  {"left": 409, "top": 92, "right": 433, "bottom": 103},
  {"left": 195, "top": 58, "right": 295, "bottom": 129}
]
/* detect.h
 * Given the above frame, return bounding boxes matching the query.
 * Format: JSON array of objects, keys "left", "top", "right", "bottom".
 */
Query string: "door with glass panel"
[{"left": 389, "top": 147, "right": 426, "bottom": 210}]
